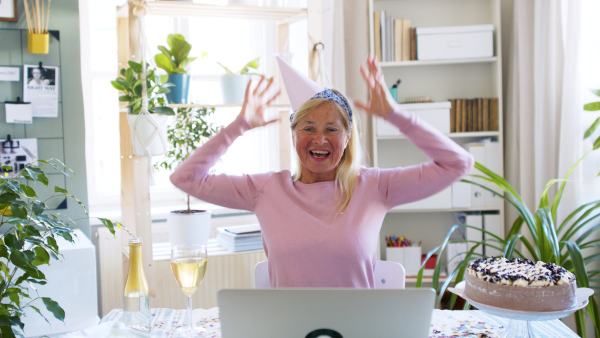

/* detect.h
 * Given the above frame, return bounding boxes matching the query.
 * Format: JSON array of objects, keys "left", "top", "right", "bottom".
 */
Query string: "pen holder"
[
  {"left": 389, "top": 87, "right": 398, "bottom": 103},
  {"left": 28, "top": 33, "right": 49, "bottom": 54},
  {"left": 386, "top": 246, "right": 422, "bottom": 276}
]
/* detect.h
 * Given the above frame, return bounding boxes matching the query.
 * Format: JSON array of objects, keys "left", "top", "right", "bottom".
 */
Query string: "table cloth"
[{"left": 55, "top": 308, "right": 578, "bottom": 337}]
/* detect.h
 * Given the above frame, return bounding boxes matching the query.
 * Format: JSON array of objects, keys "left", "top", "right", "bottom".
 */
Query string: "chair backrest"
[
  {"left": 254, "top": 260, "right": 270, "bottom": 289},
  {"left": 254, "top": 260, "right": 405, "bottom": 289}
]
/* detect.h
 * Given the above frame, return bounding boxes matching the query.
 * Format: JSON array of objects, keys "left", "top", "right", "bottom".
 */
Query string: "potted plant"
[
  {"left": 416, "top": 91, "right": 600, "bottom": 337},
  {"left": 155, "top": 106, "right": 219, "bottom": 246},
  {"left": 217, "top": 57, "right": 261, "bottom": 104},
  {"left": 0, "top": 159, "right": 123, "bottom": 337},
  {"left": 111, "top": 60, "right": 175, "bottom": 157},
  {"left": 155, "top": 34, "right": 202, "bottom": 104}
]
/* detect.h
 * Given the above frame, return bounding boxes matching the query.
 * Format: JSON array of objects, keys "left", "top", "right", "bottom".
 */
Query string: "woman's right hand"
[
  {"left": 240, "top": 76, "right": 281, "bottom": 129},
  {"left": 354, "top": 54, "right": 397, "bottom": 119}
]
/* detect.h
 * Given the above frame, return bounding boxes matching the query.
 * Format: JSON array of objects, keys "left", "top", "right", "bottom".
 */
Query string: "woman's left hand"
[
  {"left": 240, "top": 76, "right": 281, "bottom": 129},
  {"left": 354, "top": 54, "right": 397, "bottom": 118}
]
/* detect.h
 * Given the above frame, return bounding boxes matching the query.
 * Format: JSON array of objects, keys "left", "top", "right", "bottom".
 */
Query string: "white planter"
[
  {"left": 221, "top": 74, "right": 250, "bottom": 104},
  {"left": 126, "top": 113, "right": 171, "bottom": 157},
  {"left": 167, "top": 210, "right": 211, "bottom": 247}
]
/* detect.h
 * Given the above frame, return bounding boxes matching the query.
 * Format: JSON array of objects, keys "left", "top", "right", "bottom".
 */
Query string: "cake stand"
[{"left": 449, "top": 281, "right": 594, "bottom": 338}]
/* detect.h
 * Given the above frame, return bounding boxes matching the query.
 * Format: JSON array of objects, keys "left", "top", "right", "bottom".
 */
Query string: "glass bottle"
[{"left": 123, "top": 237, "right": 151, "bottom": 332}]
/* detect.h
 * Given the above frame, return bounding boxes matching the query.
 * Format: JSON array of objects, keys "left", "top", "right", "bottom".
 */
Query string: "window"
[{"left": 82, "top": 2, "right": 308, "bottom": 214}]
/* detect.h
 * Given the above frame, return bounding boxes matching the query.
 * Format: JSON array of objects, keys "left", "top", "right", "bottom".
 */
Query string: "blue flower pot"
[{"left": 165, "top": 73, "right": 190, "bottom": 104}]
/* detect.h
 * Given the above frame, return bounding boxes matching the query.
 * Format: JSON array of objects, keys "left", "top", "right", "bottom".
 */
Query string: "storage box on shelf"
[
  {"left": 416, "top": 24, "right": 494, "bottom": 61},
  {"left": 369, "top": 0, "right": 505, "bottom": 278}
]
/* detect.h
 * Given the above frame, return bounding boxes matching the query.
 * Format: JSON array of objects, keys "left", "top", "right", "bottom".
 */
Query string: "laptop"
[{"left": 217, "top": 288, "right": 435, "bottom": 338}]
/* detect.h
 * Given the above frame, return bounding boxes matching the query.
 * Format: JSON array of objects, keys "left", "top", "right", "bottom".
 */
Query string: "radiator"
[{"left": 98, "top": 229, "right": 266, "bottom": 315}]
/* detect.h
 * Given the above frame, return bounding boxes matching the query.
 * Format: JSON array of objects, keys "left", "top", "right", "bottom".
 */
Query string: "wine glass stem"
[{"left": 187, "top": 295, "right": 193, "bottom": 332}]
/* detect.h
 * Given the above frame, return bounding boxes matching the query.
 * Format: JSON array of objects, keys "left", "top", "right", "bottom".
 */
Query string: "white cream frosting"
[{"left": 467, "top": 257, "right": 576, "bottom": 287}]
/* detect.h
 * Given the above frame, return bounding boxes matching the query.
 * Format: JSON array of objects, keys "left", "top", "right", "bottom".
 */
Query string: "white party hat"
[{"left": 276, "top": 56, "right": 324, "bottom": 111}]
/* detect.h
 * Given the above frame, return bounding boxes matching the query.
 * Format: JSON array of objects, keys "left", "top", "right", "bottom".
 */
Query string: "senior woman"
[{"left": 170, "top": 55, "right": 474, "bottom": 288}]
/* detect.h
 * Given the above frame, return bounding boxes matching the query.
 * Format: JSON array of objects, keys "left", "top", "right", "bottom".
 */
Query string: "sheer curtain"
[{"left": 504, "top": 0, "right": 583, "bottom": 229}]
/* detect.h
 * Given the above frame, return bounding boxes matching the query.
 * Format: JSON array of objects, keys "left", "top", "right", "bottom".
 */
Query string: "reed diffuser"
[{"left": 23, "top": 0, "right": 52, "bottom": 54}]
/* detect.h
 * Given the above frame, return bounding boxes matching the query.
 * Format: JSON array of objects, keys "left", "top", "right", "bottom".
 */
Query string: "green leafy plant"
[
  {"left": 217, "top": 57, "right": 261, "bottom": 75},
  {"left": 0, "top": 159, "right": 124, "bottom": 337},
  {"left": 155, "top": 34, "right": 203, "bottom": 75},
  {"left": 111, "top": 60, "right": 175, "bottom": 115},
  {"left": 155, "top": 106, "right": 219, "bottom": 212}
]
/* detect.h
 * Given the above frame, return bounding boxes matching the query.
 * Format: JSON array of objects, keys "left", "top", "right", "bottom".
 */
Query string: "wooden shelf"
[
  {"left": 377, "top": 131, "right": 501, "bottom": 140},
  {"left": 168, "top": 103, "right": 291, "bottom": 109},
  {"left": 118, "top": 1, "right": 307, "bottom": 23},
  {"left": 389, "top": 206, "right": 502, "bottom": 214},
  {"left": 380, "top": 57, "right": 499, "bottom": 68}
]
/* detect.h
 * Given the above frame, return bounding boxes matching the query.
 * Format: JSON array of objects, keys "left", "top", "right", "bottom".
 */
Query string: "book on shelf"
[
  {"left": 380, "top": 10, "right": 386, "bottom": 61},
  {"left": 387, "top": 14, "right": 394, "bottom": 61},
  {"left": 450, "top": 99, "right": 456, "bottom": 132},
  {"left": 394, "top": 19, "right": 402, "bottom": 62},
  {"left": 373, "top": 11, "right": 381, "bottom": 62},
  {"left": 482, "top": 98, "right": 490, "bottom": 130},
  {"left": 489, "top": 98, "right": 499, "bottom": 130},
  {"left": 410, "top": 27, "right": 417, "bottom": 60},
  {"left": 402, "top": 19, "right": 411, "bottom": 61},
  {"left": 477, "top": 98, "right": 483, "bottom": 131},
  {"left": 461, "top": 99, "right": 467, "bottom": 132}
]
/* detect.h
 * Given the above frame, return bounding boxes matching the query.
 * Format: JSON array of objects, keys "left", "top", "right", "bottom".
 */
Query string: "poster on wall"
[{"left": 23, "top": 64, "right": 59, "bottom": 118}]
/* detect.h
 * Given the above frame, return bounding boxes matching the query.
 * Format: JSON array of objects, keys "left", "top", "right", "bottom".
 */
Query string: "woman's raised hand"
[
  {"left": 354, "top": 54, "right": 397, "bottom": 118},
  {"left": 240, "top": 76, "right": 281, "bottom": 129}
]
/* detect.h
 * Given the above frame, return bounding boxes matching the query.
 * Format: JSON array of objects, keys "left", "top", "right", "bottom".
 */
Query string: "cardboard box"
[
  {"left": 377, "top": 101, "right": 451, "bottom": 136},
  {"left": 416, "top": 24, "right": 494, "bottom": 61},
  {"left": 387, "top": 246, "right": 422, "bottom": 276}
]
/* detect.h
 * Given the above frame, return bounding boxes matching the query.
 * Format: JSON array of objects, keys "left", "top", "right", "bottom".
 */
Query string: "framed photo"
[{"left": 0, "top": 0, "right": 18, "bottom": 22}]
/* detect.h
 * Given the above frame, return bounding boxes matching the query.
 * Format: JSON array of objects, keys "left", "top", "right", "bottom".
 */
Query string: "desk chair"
[{"left": 254, "top": 260, "right": 405, "bottom": 289}]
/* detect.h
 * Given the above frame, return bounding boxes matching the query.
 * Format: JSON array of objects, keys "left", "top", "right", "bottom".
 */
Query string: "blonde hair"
[{"left": 290, "top": 89, "right": 363, "bottom": 213}]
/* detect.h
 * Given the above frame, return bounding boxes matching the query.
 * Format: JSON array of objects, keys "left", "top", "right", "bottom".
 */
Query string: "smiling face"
[
  {"left": 292, "top": 101, "right": 350, "bottom": 184},
  {"left": 32, "top": 68, "right": 41, "bottom": 80}
]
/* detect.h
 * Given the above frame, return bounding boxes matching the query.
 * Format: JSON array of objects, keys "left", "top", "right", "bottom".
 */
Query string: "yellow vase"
[{"left": 27, "top": 33, "right": 49, "bottom": 54}]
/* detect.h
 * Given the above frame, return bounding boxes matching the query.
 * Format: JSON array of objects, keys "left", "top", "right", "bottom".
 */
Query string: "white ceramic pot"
[
  {"left": 221, "top": 74, "right": 250, "bottom": 104},
  {"left": 167, "top": 210, "right": 211, "bottom": 247},
  {"left": 126, "top": 113, "right": 171, "bottom": 157}
]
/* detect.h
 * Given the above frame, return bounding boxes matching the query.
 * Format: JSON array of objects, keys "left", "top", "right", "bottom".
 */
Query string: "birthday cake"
[{"left": 464, "top": 257, "right": 577, "bottom": 312}]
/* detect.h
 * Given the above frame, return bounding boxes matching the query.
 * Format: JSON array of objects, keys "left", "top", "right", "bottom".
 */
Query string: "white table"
[{"left": 53, "top": 307, "right": 579, "bottom": 337}]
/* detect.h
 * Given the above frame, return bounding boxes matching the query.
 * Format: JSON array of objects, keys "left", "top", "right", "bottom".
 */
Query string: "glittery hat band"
[{"left": 289, "top": 89, "right": 353, "bottom": 130}]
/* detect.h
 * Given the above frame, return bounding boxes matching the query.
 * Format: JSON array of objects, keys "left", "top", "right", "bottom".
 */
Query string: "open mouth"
[{"left": 310, "top": 150, "right": 330, "bottom": 159}]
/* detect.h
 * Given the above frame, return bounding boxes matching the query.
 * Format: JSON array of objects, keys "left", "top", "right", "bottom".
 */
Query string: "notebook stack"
[{"left": 216, "top": 224, "right": 263, "bottom": 252}]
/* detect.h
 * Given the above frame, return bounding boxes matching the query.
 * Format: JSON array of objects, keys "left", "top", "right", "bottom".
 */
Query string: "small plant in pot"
[
  {"left": 111, "top": 60, "right": 175, "bottom": 157},
  {"left": 156, "top": 106, "right": 220, "bottom": 246},
  {"left": 217, "top": 57, "right": 261, "bottom": 104},
  {"left": 155, "top": 34, "right": 203, "bottom": 104}
]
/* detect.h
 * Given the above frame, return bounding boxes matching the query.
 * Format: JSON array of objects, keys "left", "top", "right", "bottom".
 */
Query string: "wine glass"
[{"left": 171, "top": 244, "right": 208, "bottom": 337}]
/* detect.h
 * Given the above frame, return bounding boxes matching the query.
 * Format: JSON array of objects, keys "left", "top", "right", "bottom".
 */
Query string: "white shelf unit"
[{"left": 368, "top": 0, "right": 505, "bottom": 281}]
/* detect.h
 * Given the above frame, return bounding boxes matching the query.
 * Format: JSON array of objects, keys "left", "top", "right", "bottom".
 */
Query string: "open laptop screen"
[{"left": 218, "top": 288, "right": 435, "bottom": 338}]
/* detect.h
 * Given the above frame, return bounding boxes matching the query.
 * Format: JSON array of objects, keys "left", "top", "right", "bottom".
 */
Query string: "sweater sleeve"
[
  {"left": 169, "top": 114, "right": 272, "bottom": 212},
  {"left": 377, "top": 106, "right": 474, "bottom": 209}
]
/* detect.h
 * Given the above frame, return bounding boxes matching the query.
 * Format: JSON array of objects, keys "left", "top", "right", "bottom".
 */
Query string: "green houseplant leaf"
[{"left": 0, "top": 159, "right": 124, "bottom": 335}]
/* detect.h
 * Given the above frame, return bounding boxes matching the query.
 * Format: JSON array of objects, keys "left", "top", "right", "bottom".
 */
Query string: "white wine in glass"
[{"left": 171, "top": 244, "right": 208, "bottom": 337}]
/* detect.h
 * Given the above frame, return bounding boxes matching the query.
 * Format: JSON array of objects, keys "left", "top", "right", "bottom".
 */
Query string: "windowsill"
[{"left": 89, "top": 202, "right": 252, "bottom": 226}]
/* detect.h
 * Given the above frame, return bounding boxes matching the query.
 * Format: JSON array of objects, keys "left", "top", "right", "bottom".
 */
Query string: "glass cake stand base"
[
  {"left": 502, "top": 319, "right": 532, "bottom": 338},
  {"left": 449, "top": 281, "right": 594, "bottom": 338}
]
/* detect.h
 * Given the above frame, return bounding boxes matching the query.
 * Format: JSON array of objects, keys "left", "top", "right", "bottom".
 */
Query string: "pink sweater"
[{"left": 170, "top": 106, "right": 474, "bottom": 288}]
